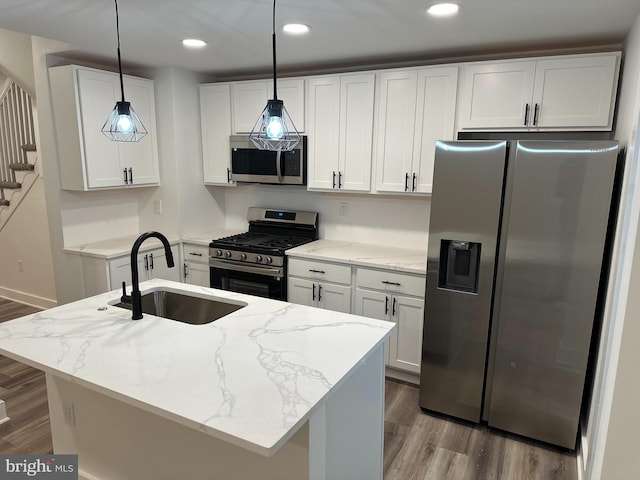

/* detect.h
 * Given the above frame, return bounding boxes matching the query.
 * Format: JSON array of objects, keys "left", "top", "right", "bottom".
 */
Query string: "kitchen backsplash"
[{"left": 223, "top": 184, "right": 430, "bottom": 251}]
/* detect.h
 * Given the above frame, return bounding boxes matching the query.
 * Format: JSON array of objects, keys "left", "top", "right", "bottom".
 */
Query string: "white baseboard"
[
  {"left": 0, "top": 399, "right": 9, "bottom": 425},
  {"left": 385, "top": 367, "right": 420, "bottom": 385},
  {"left": 79, "top": 469, "right": 102, "bottom": 480},
  {"left": 0, "top": 286, "right": 57, "bottom": 309}
]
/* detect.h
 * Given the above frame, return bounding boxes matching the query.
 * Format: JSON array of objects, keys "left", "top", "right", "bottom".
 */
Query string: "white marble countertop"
[
  {"left": 64, "top": 230, "right": 243, "bottom": 259},
  {"left": 0, "top": 279, "right": 394, "bottom": 457},
  {"left": 286, "top": 240, "right": 427, "bottom": 275}
]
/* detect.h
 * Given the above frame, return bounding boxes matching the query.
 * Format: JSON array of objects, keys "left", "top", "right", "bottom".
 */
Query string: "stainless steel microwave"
[{"left": 229, "top": 135, "right": 307, "bottom": 185}]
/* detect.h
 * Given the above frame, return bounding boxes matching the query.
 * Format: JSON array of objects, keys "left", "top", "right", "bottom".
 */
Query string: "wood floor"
[{"left": 0, "top": 298, "right": 577, "bottom": 479}]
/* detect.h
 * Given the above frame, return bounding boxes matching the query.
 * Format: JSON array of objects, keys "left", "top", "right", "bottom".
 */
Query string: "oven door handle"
[
  {"left": 210, "top": 259, "right": 284, "bottom": 277},
  {"left": 276, "top": 151, "right": 284, "bottom": 183}
]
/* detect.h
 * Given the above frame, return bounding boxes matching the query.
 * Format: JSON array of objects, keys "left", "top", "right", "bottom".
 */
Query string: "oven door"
[{"left": 210, "top": 259, "right": 285, "bottom": 300}]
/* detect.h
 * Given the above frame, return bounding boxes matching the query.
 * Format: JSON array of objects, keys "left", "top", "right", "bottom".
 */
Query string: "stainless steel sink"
[{"left": 113, "top": 289, "right": 246, "bottom": 324}]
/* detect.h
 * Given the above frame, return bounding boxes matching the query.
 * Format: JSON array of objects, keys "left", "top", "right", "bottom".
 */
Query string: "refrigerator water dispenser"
[{"left": 438, "top": 240, "right": 481, "bottom": 293}]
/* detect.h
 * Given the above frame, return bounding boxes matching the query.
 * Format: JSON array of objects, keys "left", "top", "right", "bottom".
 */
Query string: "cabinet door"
[
  {"left": 119, "top": 76, "right": 160, "bottom": 186},
  {"left": 147, "top": 246, "right": 180, "bottom": 282},
  {"left": 76, "top": 69, "right": 122, "bottom": 188},
  {"left": 306, "top": 76, "right": 340, "bottom": 190},
  {"left": 457, "top": 61, "right": 536, "bottom": 129},
  {"left": 108, "top": 256, "right": 144, "bottom": 290},
  {"left": 388, "top": 295, "right": 424, "bottom": 374},
  {"left": 184, "top": 262, "right": 211, "bottom": 287},
  {"left": 339, "top": 74, "right": 375, "bottom": 192},
  {"left": 532, "top": 54, "right": 619, "bottom": 129},
  {"left": 412, "top": 67, "right": 458, "bottom": 193},
  {"left": 375, "top": 70, "right": 417, "bottom": 193},
  {"left": 231, "top": 81, "right": 268, "bottom": 133},
  {"left": 317, "top": 283, "right": 351, "bottom": 314},
  {"left": 355, "top": 288, "right": 391, "bottom": 365},
  {"left": 267, "top": 78, "right": 305, "bottom": 132},
  {"left": 287, "top": 277, "right": 316, "bottom": 307},
  {"left": 200, "top": 84, "right": 234, "bottom": 185}
]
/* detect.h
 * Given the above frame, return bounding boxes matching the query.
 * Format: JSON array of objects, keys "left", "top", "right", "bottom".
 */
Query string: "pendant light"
[
  {"left": 249, "top": 0, "right": 300, "bottom": 152},
  {"left": 101, "top": 0, "right": 147, "bottom": 142}
]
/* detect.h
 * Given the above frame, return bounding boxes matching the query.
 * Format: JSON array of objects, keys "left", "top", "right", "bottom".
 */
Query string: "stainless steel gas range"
[{"left": 209, "top": 207, "right": 318, "bottom": 300}]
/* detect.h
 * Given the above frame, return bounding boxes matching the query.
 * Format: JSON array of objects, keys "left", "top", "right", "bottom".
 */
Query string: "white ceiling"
[{"left": 1, "top": 0, "right": 640, "bottom": 79}]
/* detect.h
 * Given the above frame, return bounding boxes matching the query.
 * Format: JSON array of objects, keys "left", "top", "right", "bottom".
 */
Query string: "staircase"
[{"left": 0, "top": 81, "right": 37, "bottom": 230}]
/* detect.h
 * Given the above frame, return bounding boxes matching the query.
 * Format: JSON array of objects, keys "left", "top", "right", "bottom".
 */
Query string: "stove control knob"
[
  {"left": 216, "top": 249, "right": 222, "bottom": 257},
  {"left": 266, "top": 257, "right": 273, "bottom": 264},
  {"left": 256, "top": 255, "right": 263, "bottom": 263},
  {"left": 225, "top": 251, "right": 232, "bottom": 258},
  {"left": 240, "top": 253, "right": 247, "bottom": 260}
]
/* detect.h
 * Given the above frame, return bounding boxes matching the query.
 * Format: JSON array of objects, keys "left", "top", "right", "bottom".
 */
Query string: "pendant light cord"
[
  {"left": 115, "top": 0, "right": 125, "bottom": 102},
  {"left": 272, "top": 0, "right": 277, "bottom": 100}
]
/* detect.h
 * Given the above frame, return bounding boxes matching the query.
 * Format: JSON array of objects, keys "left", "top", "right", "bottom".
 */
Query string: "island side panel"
[
  {"left": 45, "top": 374, "right": 311, "bottom": 480},
  {"left": 309, "top": 344, "right": 385, "bottom": 480}
]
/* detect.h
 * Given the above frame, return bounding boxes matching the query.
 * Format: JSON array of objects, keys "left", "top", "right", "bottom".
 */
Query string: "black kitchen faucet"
[{"left": 120, "top": 231, "right": 175, "bottom": 320}]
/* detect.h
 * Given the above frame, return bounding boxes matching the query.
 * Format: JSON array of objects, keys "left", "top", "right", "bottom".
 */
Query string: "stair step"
[
  {"left": 9, "top": 163, "right": 34, "bottom": 171},
  {"left": 21, "top": 143, "right": 37, "bottom": 152},
  {"left": 0, "top": 199, "right": 9, "bottom": 207},
  {"left": 0, "top": 181, "right": 21, "bottom": 189}
]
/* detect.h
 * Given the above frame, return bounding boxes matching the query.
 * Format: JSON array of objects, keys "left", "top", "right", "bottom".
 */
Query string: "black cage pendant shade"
[
  {"left": 102, "top": 0, "right": 148, "bottom": 142},
  {"left": 249, "top": 0, "right": 300, "bottom": 151}
]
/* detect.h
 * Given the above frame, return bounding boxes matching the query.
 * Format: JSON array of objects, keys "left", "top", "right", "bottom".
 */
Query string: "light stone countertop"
[
  {"left": 64, "top": 230, "right": 242, "bottom": 259},
  {"left": 286, "top": 239, "right": 428, "bottom": 275},
  {"left": 0, "top": 279, "right": 394, "bottom": 457}
]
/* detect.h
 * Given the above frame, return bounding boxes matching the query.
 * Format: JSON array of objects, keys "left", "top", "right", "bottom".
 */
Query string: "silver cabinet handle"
[
  {"left": 308, "top": 269, "right": 325, "bottom": 274},
  {"left": 149, "top": 253, "right": 154, "bottom": 269},
  {"left": 123, "top": 168, "right": 128, "bottom": 185},
  {"left": 382, "top": 280, "right": 401, "bottom": 286},
  {"left": 128, "top": 167, "right": 133, "bottom": 184},
  {"left": 189, "top": 252, "right": 203, "bottom": 257},
  {"left": 524, "top": 103, "right": 530, "bottom": 126}
]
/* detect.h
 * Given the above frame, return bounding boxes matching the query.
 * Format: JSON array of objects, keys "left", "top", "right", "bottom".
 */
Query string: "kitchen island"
[{"left": 0, "top": 279, "right": 394, "bottom": 480}]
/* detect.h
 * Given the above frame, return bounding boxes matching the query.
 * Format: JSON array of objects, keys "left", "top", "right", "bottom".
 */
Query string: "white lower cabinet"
[
  {"left": 108, "top": 245, "right": 181, "bottom": 291},
  {"left": 182, "top": 243, "right": 210, "bottom": 287},
  {"left": 287, "top": 258, "right": 352, "bottom": 313},
  {"left": 354, "top": 268, "right": 426, "bottom": 379}
]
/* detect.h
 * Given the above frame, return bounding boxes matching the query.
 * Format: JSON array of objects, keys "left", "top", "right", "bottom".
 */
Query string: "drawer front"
[
  {"left": 288, "top": 258, "right": 352, "bottom": 285},
  {"left": 183, "top": 243, "right": 209, "bottom": 264},
  {"left": 356, "top": 268, "right": 425, "bottom": 297}
]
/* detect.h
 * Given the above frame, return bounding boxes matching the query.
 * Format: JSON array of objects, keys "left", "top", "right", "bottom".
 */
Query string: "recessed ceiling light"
[
  {"left": 426, "top": 3, "right": 460, "bottom": 17},
  {"left": 182, "top": 38, "right": 207, "bottom": 48},
  {"left": 283, "top": 24, "right": 311, "bottom": 35}
]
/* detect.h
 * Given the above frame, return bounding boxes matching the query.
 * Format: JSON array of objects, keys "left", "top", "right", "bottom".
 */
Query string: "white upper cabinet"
[
  {"left": 375, "top": 66, "right": 458, "bottom": 194},
  {"left": 200, "top": 83, "right": 234, "bottom": 185},
  {"left": 457, "top": 52, "right": 620, "bottom": 131},
  {"left": 306, "top": 73, "right": 375, "bottom": 191},
  {"left": 230, "top": 78, "right": 305, "bottom": 133},
  {"left": 49, "top": 65, "right": 160, "bottom": 191}
]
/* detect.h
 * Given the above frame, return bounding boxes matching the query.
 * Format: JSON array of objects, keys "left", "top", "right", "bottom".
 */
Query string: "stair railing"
[{"left": 0, "top": 81, "right": 36, "bottom": 185}]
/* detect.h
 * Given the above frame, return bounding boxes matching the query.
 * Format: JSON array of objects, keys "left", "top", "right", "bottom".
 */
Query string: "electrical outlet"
[
  {"left": 153, "top": 199, "right": 163, "bottom": 215},
  {"left": 62, "top": 401, "right": 75, "bottom": 427},
  {"left": 339, "top": 202, "right": 349, "bottom": 217},
  {"left": 17, "top": 260, "right": 23, "bottom": 272}
]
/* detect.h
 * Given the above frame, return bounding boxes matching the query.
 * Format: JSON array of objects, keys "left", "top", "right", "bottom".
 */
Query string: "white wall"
[
  {"left": 224, "top": 185, "right": 430, "bottom": 251},
  {"left": 0, "top": 178, "right": 56, "bottom": 307},
  {"left": 0, "top": 28, "right": 35, "bottom": 96},
  {"left": 584, "top": 10, "right": 640, "bottom": 480}
]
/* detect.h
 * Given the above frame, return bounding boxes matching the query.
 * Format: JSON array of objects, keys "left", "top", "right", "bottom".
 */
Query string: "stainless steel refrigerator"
[{"left": 419, "top": 140, "right": 619, "bottom": 449}]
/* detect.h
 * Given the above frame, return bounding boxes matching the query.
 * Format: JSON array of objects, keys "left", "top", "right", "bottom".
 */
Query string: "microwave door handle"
[{"left": 276, "top": 151, "right": 284, "bottom": 183}]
